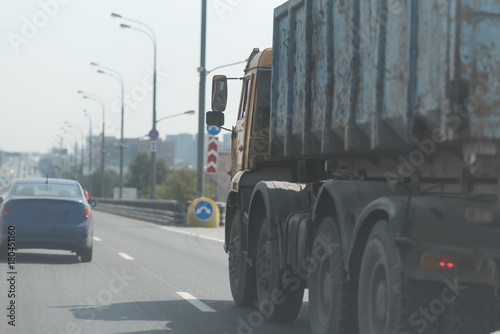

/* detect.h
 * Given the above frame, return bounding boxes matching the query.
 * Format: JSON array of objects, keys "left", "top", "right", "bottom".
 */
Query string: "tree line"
[{"left": 39, "top": 152, "right": 215, "bottom": 201}]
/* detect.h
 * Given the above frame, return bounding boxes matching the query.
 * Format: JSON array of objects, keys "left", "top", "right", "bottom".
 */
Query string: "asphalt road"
[{"left": 0, "top": 211, "right": 311, "bottom": 334}]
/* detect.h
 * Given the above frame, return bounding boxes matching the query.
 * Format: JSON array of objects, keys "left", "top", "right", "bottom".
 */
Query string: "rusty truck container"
[{"left": 270, "top": 0, "right": 500, "bottom": 165}]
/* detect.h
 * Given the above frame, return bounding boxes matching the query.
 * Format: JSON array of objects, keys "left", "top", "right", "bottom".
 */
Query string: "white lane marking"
[
  {"left": 176, "top": 292, "right": 216, "bottom": 312},
  {"left": 118, "top": 252, "right": 134, "bottom": 260},
  {"left": 158, "top": 226, "right": 224, "bottom": 243},
  {"left": 93, "top": 237, "right": 102, "bottom": 242}
]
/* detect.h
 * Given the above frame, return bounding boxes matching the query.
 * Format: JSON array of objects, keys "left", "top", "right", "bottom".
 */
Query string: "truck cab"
[{"left": 208, "top": 48, "right": 272, "bottom": 180}]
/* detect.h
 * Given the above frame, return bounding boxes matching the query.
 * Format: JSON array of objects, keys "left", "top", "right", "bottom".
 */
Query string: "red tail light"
[
  {"left": 421, "top": 253, "right": 464, "bottom": 271},
  {"left": 439, "top": 261, "right": 455, "bottom": 269},
  {"left": 1, "top": 204, "right": 13, "bottom": 215},
  {"left": 82, "top": 207, "right": 91, "bottom": 218}
]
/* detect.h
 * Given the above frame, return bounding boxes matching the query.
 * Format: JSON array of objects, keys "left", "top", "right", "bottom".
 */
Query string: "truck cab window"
[
  {"left": 254, "top": 69, "right": 271, "bottom": 127},
  {"left": 239, "top": 78, "right": 250, "bottom": 120}
]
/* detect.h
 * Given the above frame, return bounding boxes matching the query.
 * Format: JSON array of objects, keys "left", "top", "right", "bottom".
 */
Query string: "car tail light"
[
  {"left": 82, "top": 207, "right": 91, "bottom": 218},
  {"left": 1, "top": 204, "right": 13, "bottom": 215}
]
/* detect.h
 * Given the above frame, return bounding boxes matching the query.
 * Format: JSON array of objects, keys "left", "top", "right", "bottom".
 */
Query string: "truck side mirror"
[
  {"left": 206, "top": 111, "right": 225, "bottom": 127},
  {"left": 212, "top": 75, "right": 227, "bottom": 112}
]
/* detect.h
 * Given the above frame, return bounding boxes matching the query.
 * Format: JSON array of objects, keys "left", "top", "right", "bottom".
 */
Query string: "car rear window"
[{"left": 14, "top": 183, "right": 80, "bottom": 198}]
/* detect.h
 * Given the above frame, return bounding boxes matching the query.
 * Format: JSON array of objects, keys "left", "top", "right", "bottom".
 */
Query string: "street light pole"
[
  {"left": 112, "top": 13, "right": 158, "bottom": 199},
  {"left": 79, "top": 91, "right": 106, "bottom": 197},
  {"left": 195, "top": 0, "right": 245, "bottom": 199},
  {"left": 64, "top": 121, "right": 85, "bottom": 177},
  {"left": 91, "top": 62, "right": 125, "bottom": 199},
  {"left": 61, "top": 130, "right": 78, "bottom": 177},
  {"left": 155, "top": 110, "right": 195, "bottom": 170},
  {"left": 83, "top": 110, "right": 93, "bottom": 195},
  {"left": 197, "top": 0, "right": 207, "bottom": 198}
]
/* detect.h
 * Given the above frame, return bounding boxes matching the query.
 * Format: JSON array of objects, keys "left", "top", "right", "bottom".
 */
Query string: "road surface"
[{"left": 0, "top": 211, "right": 310, "bottom": 334}]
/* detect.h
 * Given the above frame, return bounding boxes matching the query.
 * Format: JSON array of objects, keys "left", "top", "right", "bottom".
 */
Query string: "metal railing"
[{"left": 93, "top": 198, "right": 226, "bottom": 226}]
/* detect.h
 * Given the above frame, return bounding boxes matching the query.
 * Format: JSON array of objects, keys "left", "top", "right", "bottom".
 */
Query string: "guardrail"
[{"left": 93, "top": 198, "right": 226, "bottom": 226}]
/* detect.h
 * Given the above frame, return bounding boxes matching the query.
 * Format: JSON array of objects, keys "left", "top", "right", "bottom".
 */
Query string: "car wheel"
[{"left": 79, "top": 243, "right": 93, "bottom": 263}]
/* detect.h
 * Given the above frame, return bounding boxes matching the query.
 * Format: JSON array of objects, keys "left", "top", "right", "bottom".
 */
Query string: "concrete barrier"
[{"left": 186, "top": 197, "right": 220, "bottom": 228}]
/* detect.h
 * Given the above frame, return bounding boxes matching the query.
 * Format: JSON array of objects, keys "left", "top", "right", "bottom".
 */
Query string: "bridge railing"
[{"left": 92, "top": 198, "right": 226, "bottom": 226}]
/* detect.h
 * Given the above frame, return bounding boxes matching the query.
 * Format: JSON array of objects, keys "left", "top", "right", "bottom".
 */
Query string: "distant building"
[
  {"left": 165, "top": 133, "right": 197, "bottom": 168},
  {"left": 84, "top": 136, "right": 174, "bottom": 174},
  {"left": 221, "top": 132, "right": 232, "bottom": 153},
  {"left": 82, "top": 131, "right": 233, "bottom": 175}
]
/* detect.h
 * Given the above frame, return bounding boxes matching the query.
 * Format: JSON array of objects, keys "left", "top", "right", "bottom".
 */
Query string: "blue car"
[{"left": 0, "top": 178, "right": 97, "bottom": 262}]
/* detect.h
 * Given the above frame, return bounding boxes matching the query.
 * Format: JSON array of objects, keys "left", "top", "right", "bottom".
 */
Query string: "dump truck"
[{"left": 206, "top": 1, "right": 500, "bottom": 333}]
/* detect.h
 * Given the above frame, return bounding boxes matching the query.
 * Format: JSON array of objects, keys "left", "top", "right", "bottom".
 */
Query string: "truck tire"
[
  {"left": 228, "top": 210, "right": 256, "bottom": 306},
  {"left": 256, "top": 219, "right": 304, "bottom": 323},
  {"left": 309, "top": 216, "right": 355, "bottom": 334},
  {"left": 358, "top": 221, "right": 440, "bottom": 334}
]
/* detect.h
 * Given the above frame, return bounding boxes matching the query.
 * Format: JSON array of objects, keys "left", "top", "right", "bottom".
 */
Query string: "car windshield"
[{"left": 13, "top": 183, "right": 80, "bottom": 198}]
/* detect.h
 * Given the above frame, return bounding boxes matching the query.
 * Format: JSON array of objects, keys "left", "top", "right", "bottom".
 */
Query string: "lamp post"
[
  {"left": 78, "top": 90, "right": 106, "bottom": 197},
  {"left": 112, "top": 12, "right": 158, "bottom": 199},
  {"left": 61, "top": 127, "right": 78, "bottom": 178},
  {"left": 203, "top": 59, "right": 248, "bottom": 76},
  {"left": 196, "top": 0, "right": 207, "bottom": 198},
  {"left": 61, "top": 130, "right": 78, "bottom": 176},
  {"left": 83, "top": 109, "right": 93, "bottom": 195},
  {"left": 155, "top": 110, "right": 195, "bottom": 171},
  {"left": 64, "top": 121, "right": 84, "bottom": 177},
  {"left": 91, "top": 62, "right": 126, "bottom": 199}
]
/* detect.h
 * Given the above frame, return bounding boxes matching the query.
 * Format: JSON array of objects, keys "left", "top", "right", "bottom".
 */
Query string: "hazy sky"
[{"left": 0, "top": 0, "right": 285, "bottom": 153}]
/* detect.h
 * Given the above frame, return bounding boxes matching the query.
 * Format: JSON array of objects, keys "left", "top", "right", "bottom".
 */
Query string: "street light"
[
  {"left": 83, "top": 110, "right": 93, "bottom": 195},
  {"left": 202, "top": 59, "right": 248, "bottom": 76},
  {"left": 151, "top": 110, "right": 195, "bottom": 173},
  {"left": 112, "top": 12, "right": 158, "bottom": 199},
  {"left": 62, "top": 129, "right": 78, "bottom": 176},
  {"left": 156, "top": 110, "right": 195, "bottom": 124},
  {"left": 61, "top": 130, "right": 78, "bottom": 175},
  {"left": 91, "top": 62, "right": 126, "bottom": 199},
  {"left": 64, "top": 121, "right": 84, "bottom": 177},
  {"left": 78, "top": 90, "right": 106, "bottom": 197}
]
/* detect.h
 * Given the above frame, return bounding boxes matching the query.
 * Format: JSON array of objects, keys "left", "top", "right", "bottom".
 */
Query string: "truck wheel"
[
  {"left": 358, "top": 220, "right": 405, "bottom": 334},
  {"left": 309, "top": 216, "right": 355, "bottom": 334},
  {"left": 358, "top": 220, "right": 443, "bottom": 334},
  {"left": 228, "top": 210, "right": 256, "bottom": 306},
  {"left": 256, "top": 219, "right": 304, "bottom": 323}
]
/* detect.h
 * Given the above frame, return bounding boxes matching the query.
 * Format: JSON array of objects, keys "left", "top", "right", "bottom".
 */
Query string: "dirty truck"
[{"left": 206, "top": 1, "right": 500, "bottom": 333}]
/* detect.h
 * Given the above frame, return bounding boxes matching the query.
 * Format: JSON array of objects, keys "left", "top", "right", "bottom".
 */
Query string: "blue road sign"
[
  {"left": 206, "top": 125, "right": 221, "bottom": 136},
  {"left": 194, "top": 200, "right": 214, "bottom": 221},
  {"left": 149, "top": 129, "right": 159, "bottom": 140}
]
